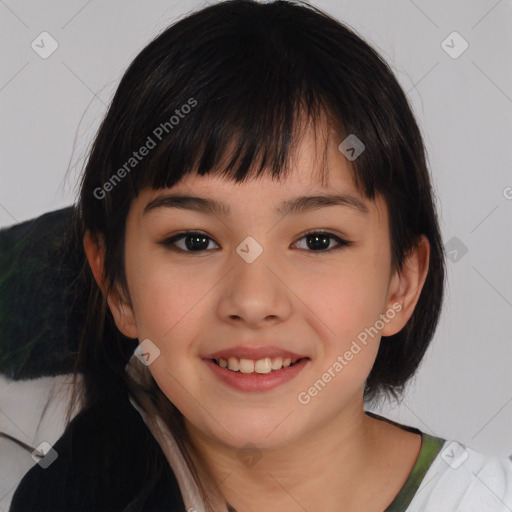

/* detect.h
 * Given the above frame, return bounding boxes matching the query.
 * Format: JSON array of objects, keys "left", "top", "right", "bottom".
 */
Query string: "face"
[{"left": 111, "top": 122, "right": 409, "bottom": 452}]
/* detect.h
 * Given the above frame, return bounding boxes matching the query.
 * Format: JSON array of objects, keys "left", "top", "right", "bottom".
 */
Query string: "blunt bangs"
[
  {"left": 76, "top": 0, "right": 445, "bottom": 404},
  {"left": 82, "top": 0, "right": 418, "bottom": 225}
]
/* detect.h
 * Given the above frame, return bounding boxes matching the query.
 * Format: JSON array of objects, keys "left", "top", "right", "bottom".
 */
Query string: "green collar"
[
  {"left": 368, "top": 411, "right": 445, "bottom": 511},
  {"left": 226, "top": 413, "right": 445, "bottom": 512}
]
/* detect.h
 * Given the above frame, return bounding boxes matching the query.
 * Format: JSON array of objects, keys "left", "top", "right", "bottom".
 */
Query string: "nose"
[{"left": 216, "top": 243, "right": 293, "bottom": 328}]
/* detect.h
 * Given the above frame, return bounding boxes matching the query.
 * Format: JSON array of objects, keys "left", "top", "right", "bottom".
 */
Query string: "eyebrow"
[{"left": 143, "top": 193, "right": 369, "bottom": 217}]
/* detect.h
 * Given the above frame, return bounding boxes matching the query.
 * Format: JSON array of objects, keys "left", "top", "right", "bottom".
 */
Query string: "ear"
[
  {"left": 381, "top": 235, "right": 430, "bottom": 337},
  {"left": 83, "top": 230, "right": 139, "bottom": 339}
]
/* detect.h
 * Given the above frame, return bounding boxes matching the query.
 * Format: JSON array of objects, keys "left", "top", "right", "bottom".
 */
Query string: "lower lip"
[{"left": 203, "top": 358, "right": 309, "bottom": 392}]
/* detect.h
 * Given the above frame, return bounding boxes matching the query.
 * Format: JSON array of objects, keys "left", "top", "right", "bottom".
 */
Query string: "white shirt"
[
  {"left": 405, "top": 440, "right": 512, "bottom": 511},
  {"left": 126, "top": 355, "right": 512, "bottom": 512}
]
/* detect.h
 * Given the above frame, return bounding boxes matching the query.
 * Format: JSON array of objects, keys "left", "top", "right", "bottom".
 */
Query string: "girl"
[{"left": 9, "top": 1, "right": 512, "bottom": 511}]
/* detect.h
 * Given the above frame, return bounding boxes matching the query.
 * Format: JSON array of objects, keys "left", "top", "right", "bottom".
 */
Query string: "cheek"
[
  {"left": 126, "top": 261, "right": 211, "bottom": 414},
  {"left": 126, "top": 247, "right": 209, "bottom": 339},
  {"left": 296, "top": 270, "right": 384, "bottom": 409},
  {"left": 293, "top": 252, "right": 390, "bottom": 387},
  {"left": 300, "top": 255, "right": 390, "bottom": 334},
  {"left": 124, "top": 256, "right": 217, "bottom": 410}
]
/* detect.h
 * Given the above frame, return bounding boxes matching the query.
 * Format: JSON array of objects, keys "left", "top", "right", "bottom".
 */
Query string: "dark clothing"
[{"left": 9, "top": 391, "right": 186, "bottom": 512}]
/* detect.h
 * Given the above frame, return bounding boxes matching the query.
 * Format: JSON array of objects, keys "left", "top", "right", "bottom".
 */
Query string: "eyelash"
[{"left": 159, "top": 229, "right": 352, "bottom": 255}]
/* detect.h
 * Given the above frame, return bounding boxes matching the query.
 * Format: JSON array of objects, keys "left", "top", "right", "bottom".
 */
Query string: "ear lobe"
[
  {"left": 105, "top": 292, "right": 139, "bottom": 339},
  {"left": 381, "top": 235, "right": 430, "bottom": 337},
  {"left": 83, "top": 230, "right": 139, "bottom": 339},
  {"left": 83, "top": 230, "right": 106, "bottom": 293}
]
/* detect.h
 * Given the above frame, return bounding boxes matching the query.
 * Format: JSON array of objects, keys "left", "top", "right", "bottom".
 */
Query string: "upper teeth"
[{"left": 216, "top": 356, "right": 299, "bottom": 373}]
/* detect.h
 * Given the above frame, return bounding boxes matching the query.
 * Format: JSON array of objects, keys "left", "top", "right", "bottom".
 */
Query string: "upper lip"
[{"left": 204, "top": 344, "right": 308, "bottom": 361}]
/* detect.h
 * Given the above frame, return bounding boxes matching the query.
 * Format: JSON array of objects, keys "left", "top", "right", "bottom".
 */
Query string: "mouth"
[
  {"left": 211, "top": 356, "right": 304, "bottom": 374},
  {"left": 203, "top": 353, "right": 310, "bottom": 392},
  {"left": 202, "top": 344, "right": 309, "bottom": 391}
]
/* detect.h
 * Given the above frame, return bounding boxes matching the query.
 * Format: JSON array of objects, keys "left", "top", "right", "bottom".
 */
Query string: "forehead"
[
  {"left": 131, "top": 115, "right": 390, "bottom": 225},
  {"left": 143, "top": 119, "right": 363, "bottom": 204}
]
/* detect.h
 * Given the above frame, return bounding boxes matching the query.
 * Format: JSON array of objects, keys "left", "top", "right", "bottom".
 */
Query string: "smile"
[
  {"left": 204, "top": 357, "right": 309, "bottom": 392},
  {"left": 213, "top": 356, "right": 301, "bottom": 374}
]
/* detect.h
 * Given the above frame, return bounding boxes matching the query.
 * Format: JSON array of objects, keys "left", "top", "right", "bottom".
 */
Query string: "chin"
[{"left": 196, "top": 413, "right": 303, "bottom": 452}]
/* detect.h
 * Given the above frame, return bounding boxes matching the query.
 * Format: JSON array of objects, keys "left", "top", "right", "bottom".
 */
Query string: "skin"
[{"left": 85, "top": 120, "right": 430, "bottom": 511}]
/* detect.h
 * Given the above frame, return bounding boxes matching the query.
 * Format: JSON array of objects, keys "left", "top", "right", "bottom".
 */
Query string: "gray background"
[{"left": 1, "top": 0, "right": 511, "bottom": 455}]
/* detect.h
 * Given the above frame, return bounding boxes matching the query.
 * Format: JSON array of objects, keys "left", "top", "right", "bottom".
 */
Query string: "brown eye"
[
  {"left": 159, "top": 230, "right": 351, "bottom": 255},
  {"left": 294, "top": 231, "right": 351, "bottom": 253},
  {"left": 160, "top": 232, "right": 220, "bottom": 253}
]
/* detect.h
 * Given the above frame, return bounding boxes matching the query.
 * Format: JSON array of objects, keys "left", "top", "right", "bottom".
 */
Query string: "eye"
[
  {"left": 159, "top": 231, "right": 220, "bottom": 253},
  {"left": 293, "top": 230, "right": 352, "bottom": 253},
  {"left": 159, "top": 230, "right": 352, "bottom": 254}
]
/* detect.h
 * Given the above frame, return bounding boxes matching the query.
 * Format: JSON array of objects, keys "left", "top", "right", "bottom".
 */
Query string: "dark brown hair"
[{"left": 67, "top": 0, "right": 445, "bottom": 508}]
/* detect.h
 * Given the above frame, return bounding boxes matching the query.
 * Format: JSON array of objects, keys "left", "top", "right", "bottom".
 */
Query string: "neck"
[{"left": 184, "top": 399, "right": 391, "bottom": 512}]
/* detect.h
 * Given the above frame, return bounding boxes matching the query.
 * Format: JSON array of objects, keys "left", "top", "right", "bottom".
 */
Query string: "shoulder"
[
  {"left": 9, "top": 391, "right": 185, "bottom": 512},
  {"left": 408, "top": 438, "right": 512, "bottom": 511}
]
